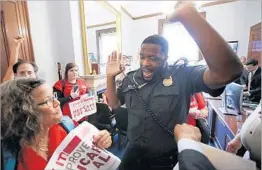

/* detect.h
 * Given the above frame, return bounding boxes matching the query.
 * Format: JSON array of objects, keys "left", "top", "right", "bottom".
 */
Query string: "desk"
[{"left": 207, "top": 99, "right": 248, "bottom": 150}]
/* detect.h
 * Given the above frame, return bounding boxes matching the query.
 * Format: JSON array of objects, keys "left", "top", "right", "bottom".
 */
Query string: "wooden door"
[
  {"left": 0, "top": 1, "right": 34, "bottom": 82},
  {"left": 248, "top": 22, "right": 261, "bottom": 65}
]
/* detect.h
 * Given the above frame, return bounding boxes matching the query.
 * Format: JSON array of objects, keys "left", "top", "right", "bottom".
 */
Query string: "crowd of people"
[{"left": 1, "top": 3, "right": 260, "bottom": 170}]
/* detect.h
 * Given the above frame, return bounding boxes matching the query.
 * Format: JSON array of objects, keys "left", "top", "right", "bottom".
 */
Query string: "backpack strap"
[
  {"left": 61, "top": 79, "right": 65, "bottom": 95},
  {"left": 60, "top": 116, "right": 76, "bottom": 133},
  {"left": 2, "top": 147, "right": 17, "bottom": 170}
]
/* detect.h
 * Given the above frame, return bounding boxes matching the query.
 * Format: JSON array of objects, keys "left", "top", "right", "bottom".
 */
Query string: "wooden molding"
[
  {"left": 200, "top": 0, "right": 239, "bottom": 8},
  {"left": 79, "top": 0, "right": 90, "bottom": 75},
  {"left": 134, "top": 12, "right": 164, "bottom": 20},
  {"left": 87, "top": 21, "right": 116, "bottom": 29},
  {"left": 121, "top": 6, "right": 164, "bottom": 20}
]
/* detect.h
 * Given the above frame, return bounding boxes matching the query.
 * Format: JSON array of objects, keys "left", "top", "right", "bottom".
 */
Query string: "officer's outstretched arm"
[{"left": 167, "top": 3, "right": 243, "bottom": 89}]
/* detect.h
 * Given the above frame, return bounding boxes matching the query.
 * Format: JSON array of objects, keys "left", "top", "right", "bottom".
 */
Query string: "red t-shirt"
[
  {"left": 18, "top": 122, "right": 78, "bottom": 170},
  {"left": 53, "top": 79, "right": 89, "bottom": 119},
  {"left": 187, "top": 93, "right": 206, "bottom": 126}
]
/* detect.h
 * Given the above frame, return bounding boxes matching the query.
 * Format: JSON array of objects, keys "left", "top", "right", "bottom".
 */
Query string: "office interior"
[{"left": 1, "top": 0, "right": 261, "bottom": 168}]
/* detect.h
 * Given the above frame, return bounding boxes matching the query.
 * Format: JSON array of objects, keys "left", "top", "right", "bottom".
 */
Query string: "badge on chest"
[{"left": 163, "top": 76, "right": 173, "bottom": 87}]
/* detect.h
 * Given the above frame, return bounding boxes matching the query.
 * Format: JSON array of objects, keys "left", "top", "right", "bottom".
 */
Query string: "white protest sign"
[
  {"left": 45, "top": 121, "right": 121, "bottom": 170},
  {"left": 69, "top": 94, "right": 97, "bottom": 121}
]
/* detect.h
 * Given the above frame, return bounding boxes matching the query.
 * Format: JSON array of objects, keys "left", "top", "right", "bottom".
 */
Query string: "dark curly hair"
[{"left": 1, "top": 78, "right": 45, "bottom": 156}]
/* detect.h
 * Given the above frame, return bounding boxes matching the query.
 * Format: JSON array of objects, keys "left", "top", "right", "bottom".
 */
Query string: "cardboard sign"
[
  {"left": 45, "top": 122, "right": 121, "bottom": 170},
  {"left": 69, "top": 94, "right": 97, "bottom": 121}
]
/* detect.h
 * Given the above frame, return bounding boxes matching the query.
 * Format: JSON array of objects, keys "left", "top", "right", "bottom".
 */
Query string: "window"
[
  {"left": 97, "top": 28, "right": 116, "bottom": 74},
  {"left": 162, "top": 23, "right": 199, "bottom": 65}
]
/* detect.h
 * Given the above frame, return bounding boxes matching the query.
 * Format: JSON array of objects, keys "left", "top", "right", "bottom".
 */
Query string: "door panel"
[{"left": 0, "top": 1, "right": 34, "bottom": 82}]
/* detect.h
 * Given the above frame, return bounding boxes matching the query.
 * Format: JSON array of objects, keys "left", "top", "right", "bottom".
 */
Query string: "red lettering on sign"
[
  {"left": 56, "top": 152, "right": 68, "bottom": 165},
  {"left": 98, "top": 155, "right": 111, "bottom": 163},
  {"left": 93, "top": 161, "right": 104, "bottom": 168},
  {"left": 86, "top": 152, "right": 99, "bottom": 161},
  {"left": 91, "top": 145, "right": 101, "bottom": 153}
]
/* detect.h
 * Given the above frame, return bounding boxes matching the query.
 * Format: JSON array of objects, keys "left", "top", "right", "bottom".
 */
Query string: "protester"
[
  {"left": 53, "top": 63, "right": 89, "bottom": 122},
  {"left": 1, "top": 78, "right": 112, "bottom": 170}
]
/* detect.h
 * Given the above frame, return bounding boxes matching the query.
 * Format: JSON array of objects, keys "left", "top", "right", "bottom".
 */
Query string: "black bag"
[{"left": 196, "top": 118, "right": 211, "bottom": 144}]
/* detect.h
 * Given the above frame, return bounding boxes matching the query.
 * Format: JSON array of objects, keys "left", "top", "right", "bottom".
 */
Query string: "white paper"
[
  {"left": 69, "top": 94, "right": 97, "bottom": 121},
  {"left": 45, "top": 122, "right": 121, "bottom": 170}
]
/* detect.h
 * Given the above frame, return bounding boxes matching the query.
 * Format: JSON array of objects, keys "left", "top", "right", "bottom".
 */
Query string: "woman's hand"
[
  {"left": 70, "top": 89, "right": 79, "bottom": 99},
  {"left": 93, "top": 130, "right": 112, "bottom": 149}
]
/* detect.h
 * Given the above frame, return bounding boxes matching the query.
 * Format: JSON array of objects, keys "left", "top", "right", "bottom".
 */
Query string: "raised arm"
[
  {"left": 3, "top": 36, "right": 24, "bottom": 82},
  {"left": 168, "top": 3, "right": 243, "bottom": 89},
  {"left": 106, "top": 51, "right": 125, "bottom": 109}
]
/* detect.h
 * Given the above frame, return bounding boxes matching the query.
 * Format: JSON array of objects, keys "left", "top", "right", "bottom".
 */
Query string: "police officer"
[{"left": 106, "top": 3, "right": 243, "bottom": 170}]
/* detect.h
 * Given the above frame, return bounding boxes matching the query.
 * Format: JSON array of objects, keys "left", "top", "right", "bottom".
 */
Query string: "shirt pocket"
[
  {"left": 122, "top": 86, "right": 134, "bottom": 108},
  {"left": 150, "top": 85, "right": 179, "bottom": 122}
]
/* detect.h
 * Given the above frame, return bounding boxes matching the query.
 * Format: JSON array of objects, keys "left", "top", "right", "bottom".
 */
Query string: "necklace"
[
  {"left": 132, "top": 71, "right": 147, "bottom": 89},
  {"left": 37, "top": 137, "right": 49, "bottom": 155}
]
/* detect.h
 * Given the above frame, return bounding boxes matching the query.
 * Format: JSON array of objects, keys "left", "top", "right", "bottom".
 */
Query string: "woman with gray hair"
[{"left": 1, "top": 78, "right": 112, "bottom": 170}]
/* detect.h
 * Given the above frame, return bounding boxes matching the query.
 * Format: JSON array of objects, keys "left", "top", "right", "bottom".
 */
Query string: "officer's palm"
[{"left": 106, "top": 51, "right": 125, "bottom": 77}]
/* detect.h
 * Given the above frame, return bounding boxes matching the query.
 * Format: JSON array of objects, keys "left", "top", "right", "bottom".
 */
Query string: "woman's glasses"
[{"left": 37, "top": 95, "right": 58, "bottom": 106}]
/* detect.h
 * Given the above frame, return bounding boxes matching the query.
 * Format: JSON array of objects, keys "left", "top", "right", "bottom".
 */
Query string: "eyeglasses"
[{"left": 37, "top": 96, "right": 58, "bottom": 106}]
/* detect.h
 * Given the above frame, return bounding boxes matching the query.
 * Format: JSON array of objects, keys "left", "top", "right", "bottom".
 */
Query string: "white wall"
[
  {"left": 202, "top": 1, "right": 261, "bottom": 57},
  {"left": 28, "top": 1, "right": 85, "bottom": 85},
  {"left": 27, "top": 1, "right": 58, "bottom": 85},
  {"left": 121, "top": 0, "right": 261, "bottom": 67},
  {"left": 70, "top": 1, "right": 84, "bottom": 75}
]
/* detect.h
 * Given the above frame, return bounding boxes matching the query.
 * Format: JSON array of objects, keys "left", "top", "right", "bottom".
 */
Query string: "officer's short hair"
[
  {"left": 13, "top": 59, "right": 39, "bottom": 74},
  {"left": 244, "top": 59, "right": 258, "bottom": 66},
  {"left": 142, "top": 35, "right": 169, "bottom": 56}
]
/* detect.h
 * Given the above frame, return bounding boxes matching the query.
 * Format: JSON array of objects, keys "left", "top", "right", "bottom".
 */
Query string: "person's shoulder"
[
  {"left": 53, "top": 80, "right": 64, "bottom": 91},
  {"left": 169, "top": 63, "right": 207, "bottom": 75}
]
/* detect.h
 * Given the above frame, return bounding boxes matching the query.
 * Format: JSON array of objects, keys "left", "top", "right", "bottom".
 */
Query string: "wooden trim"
[
  {"left": 86, "top": 21, "right": 116, "bottom": 29},
  {"left": 200, "top": 0, "right": 239, "bottom": 8},
  {"left": 23, "top": 1, "right": 35, "bottom": 61},
  {"left": 134, "top": 12, "right": 164, "bottom": 20},
  {"left": 79, "top": 0, "right": 90, "bottom": 75},
  {"left": 116, "top": 13, "right": 122, "bottom": 53},
  {"left": 121, "top": 6, "right": 134, "bottom": 19}
]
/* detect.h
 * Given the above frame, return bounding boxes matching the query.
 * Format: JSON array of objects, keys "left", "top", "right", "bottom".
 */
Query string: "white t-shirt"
[{"left": 241, "top": 101, "right": 261, "bottom": 161}]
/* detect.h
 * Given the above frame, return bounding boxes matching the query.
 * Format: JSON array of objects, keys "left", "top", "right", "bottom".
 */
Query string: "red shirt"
[
  {"left": 187, "top": 93, "right": 206, "bottom": 126},
  {"left": 53, "top": 79, "right": 89, "bottom": 119},
  {"left": 18, "top": 122, "right": 78, "bottom": 170}
]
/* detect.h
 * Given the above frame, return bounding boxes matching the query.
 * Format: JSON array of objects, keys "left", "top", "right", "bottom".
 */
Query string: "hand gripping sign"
[
  {"left": 69, "top": 94, "right": 97, "bottom": 122},
  {"left": 45, "top": 122, "right": 121, "bottom": 170}
]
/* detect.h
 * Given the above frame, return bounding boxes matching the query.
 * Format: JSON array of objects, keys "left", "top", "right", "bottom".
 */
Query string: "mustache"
[{"left": 141, "top": 67, "right": 153, "bottom": 73}]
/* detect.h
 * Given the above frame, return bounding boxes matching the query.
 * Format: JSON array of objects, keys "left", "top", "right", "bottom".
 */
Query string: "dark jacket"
[
  {"left": 178, "top": 149, "right": 216, "bottom": 170},
  {"left": 246, "top": 67, "right": 261, "bottom": 103}
]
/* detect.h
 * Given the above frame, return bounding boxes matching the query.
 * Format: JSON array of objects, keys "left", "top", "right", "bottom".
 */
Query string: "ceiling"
[
  {"left": 84, "top": 1, "right": 237, "bottom": 26},
  {"left": 84, "top": 1, "right": 116, "bottom": 26},
  {"left": 108, "top": 1, "right": 216, "bottom": 17}
]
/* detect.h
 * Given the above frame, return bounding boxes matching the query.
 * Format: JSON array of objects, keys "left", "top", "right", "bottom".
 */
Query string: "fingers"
[
  {"left": 93, "top": 130, "right": 112, "bottom": 148},
  {"left": 107, "top": 51, "right": 122, "bottom": 63}
]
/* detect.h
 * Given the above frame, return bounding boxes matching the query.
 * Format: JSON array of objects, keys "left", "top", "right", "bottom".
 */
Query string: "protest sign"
[
  {"left": 45, "top": 122, "right": 121, "bottom": 170},
  {"left": 69, "top": 94, "right": 97, "bottom": 121}
]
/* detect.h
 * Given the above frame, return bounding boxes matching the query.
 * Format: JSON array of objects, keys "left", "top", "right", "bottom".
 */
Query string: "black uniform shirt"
[{"left": 117, "top": 64, "right": 225, "bottom": 154}]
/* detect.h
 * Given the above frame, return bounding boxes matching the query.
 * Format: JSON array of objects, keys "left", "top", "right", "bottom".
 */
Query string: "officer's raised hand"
[
  {"left": 106, "top": 51, "right": 125, "bottom": 77},
  {"left": 166, "top": 2, "right": 197, "bottom": 23}
]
